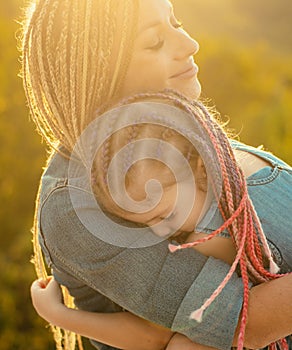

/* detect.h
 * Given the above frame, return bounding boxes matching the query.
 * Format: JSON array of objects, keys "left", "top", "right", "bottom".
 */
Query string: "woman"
[{"left": 22, "top": 0, "right": 292, "bottom": 349}]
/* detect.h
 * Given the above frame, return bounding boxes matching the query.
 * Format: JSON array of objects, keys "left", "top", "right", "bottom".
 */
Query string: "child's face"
[
  {"left": 121, "top": 168, "right": 207, "bottom": 238},
  {"left": 118, "top": 0, "right": 201, "bottom": 100}
]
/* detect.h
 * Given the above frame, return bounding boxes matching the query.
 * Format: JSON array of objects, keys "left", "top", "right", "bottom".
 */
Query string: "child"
[{"left": 31, "top": 91, "right": 292, "bottom": 350}]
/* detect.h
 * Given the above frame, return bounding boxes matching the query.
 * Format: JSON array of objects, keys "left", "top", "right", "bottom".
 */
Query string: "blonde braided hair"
[
  {"left": 22, "top": 0, "right": 139, "bottom": 151},
  {"left": 20, "top": 0, "right": 139, "bottom": 348}
]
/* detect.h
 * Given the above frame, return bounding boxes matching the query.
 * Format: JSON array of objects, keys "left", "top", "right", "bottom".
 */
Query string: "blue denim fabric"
[
  {"left": 197, "top": 140, "right": 292, "bottom": 273},
  {"left": 37, "top": 141, "right": 291, "bottom": 350},
  {"left": 38, "top": 148, "right": 244, "bottom": 350}
]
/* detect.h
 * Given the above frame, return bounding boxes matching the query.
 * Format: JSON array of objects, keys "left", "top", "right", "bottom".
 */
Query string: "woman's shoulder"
[
  {"left": 39, "top": 149, "right": 70, "bottom": 203},
  {"left": 43, "top": 148, "right": 70, "bottom": 179},
  {"left": 230, "top": 139, "right": 291, "bottom": 168}
]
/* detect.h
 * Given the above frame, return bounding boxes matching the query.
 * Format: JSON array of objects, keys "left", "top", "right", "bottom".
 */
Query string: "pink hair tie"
[{"left": 168, "top": 243, "right": 182, "bottom": 253}]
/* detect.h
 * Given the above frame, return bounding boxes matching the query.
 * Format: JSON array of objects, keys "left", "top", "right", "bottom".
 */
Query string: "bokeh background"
[{"left": 0, "top": 0, "right": 291, "bottom": 349}]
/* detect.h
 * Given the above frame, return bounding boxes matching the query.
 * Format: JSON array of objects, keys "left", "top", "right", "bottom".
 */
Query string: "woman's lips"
[{"left": 170, "top": 64, "right": 198, "bottom": 79}]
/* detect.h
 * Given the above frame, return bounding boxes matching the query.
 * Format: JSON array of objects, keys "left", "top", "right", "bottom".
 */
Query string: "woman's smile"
[{"left": 169, "top": 61, "right": 199, "bottom": 80}]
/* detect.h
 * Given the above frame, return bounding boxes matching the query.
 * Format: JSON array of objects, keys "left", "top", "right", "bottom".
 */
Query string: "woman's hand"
[{"left": 30, "top": 276, "right": 66, "bottom": 324}]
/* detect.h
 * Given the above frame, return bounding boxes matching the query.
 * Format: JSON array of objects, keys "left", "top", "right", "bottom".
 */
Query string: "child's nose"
[{"left": 151, "top": 224, "right": 172, "bottom": 238}]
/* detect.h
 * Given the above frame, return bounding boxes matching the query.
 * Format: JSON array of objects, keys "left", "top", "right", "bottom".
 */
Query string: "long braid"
[
  {"left": 111, "top": 1, "right": 140, "bottom": 99},
  {"left": 79, "top": 0, "right": 92, "bottom": 129},
  {"left": 94, "top": 90, "right": 288, "bottom": 350},
  {"left": 57, "top": 0, "right": 73, "bottom": 143}
]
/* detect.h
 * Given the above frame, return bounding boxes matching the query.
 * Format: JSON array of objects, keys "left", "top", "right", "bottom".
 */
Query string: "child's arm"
[
  {"left": 31, "top": 275, "right": 292, "bottom": 349},
  {"left": 31, "top": 277, "right": 217, "bottom": 350}
]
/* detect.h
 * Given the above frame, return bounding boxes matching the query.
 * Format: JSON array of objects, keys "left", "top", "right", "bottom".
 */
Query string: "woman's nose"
[{"left": 174, "top": 31, "right": 199, "bottom": 60}]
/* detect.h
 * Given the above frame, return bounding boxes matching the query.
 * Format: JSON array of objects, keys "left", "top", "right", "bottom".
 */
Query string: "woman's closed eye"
[
  {"left": 146, "top": 19, "right": 184, "bottom": 51},
  {"left": 147, "top": 38, "right": 164, "bottom": 51}
]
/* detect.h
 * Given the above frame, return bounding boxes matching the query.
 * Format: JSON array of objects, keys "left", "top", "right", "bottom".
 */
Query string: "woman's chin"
[
  {"left": 186, "top": 79, "right": 201, "bottom": 100},
  {"left": 169, "top": 79, "right": 201, "bottom": 101}
]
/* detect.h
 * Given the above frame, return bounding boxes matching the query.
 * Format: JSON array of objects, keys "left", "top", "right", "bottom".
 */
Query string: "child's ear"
[
  {"left": 195, "top": 157, "right": 208, "bottom": 192},
  {"left": 196, "top": 157, "right": 207, "bottom": 179}
]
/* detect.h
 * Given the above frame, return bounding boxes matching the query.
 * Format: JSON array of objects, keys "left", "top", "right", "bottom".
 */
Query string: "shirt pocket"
[{"left": 246, "top": 165, "right": 281, "bottom": 186}]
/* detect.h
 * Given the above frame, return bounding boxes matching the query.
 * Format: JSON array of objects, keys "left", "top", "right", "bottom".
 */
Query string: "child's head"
[{"left": 92, "top": 119, "right": 208, "bottom": 239}]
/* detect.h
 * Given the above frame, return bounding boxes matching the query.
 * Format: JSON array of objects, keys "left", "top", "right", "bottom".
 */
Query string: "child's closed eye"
[{"left": 162, "top": 211, "right": 176, "bottom": 222}]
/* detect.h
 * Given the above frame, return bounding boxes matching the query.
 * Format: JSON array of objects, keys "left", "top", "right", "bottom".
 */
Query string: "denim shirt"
[
  {"left": 37, "top": 147, "right": 245, "bottom": 350},
  {"left": 197, "top": 140, "right": 292, "bottom": 273}
]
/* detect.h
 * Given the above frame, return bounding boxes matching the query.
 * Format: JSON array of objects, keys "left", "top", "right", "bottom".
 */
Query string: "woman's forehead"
[{"left": 137, "top": 0, "right": 173, "bottom": 29}]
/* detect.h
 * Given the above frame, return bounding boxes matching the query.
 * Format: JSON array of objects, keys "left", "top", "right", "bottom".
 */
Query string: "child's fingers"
[
  {"left": 31, "top": 277, "right": 63, "bottom": 302},
  {"left": 31, "top": 276, "right": 53, "bottom": 291},
  {"left": 30, "top": 276, "right": 64, "bottom": 318}
]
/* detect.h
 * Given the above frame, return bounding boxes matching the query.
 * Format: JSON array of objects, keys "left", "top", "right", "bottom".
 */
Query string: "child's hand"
[{"left": 30, "top": 277, "right": 66, "bottom": 324}]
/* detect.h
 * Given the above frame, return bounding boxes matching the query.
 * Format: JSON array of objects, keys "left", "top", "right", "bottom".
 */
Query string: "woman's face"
[{"left": 119, "top": 0, "right": 201, "bottom": 100}]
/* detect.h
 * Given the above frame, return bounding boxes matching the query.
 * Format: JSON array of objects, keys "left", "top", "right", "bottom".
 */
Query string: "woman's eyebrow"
[
  {"left": 139, "top": 21, "right": 161, "bottom": 35},
  {"left": 138, "top": 5, "right": 173, "bottom": 35}
]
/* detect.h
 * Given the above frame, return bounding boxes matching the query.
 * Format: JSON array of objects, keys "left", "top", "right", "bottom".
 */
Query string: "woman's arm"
[{"left": 233, "top": 274, "right": 292, "bottom": 349}]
